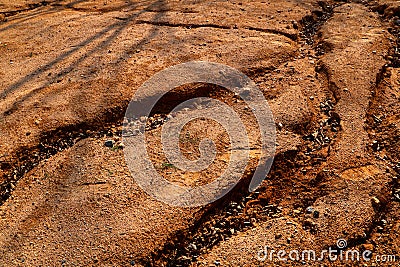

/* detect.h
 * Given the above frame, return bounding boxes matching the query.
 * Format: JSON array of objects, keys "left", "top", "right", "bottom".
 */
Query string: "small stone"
[
  {"left": 313, "top": 210, "right": 320, "bottom": 218},
  {"left": 130, "top": 260, "right": 135, "bottom": 266},
  {"left": 230, "top": 228, "right": 235, "bottom": 235},
  {"left": 293, "top": 209, "right": 301, "bottom": 215},
  {"left": 34, "top": 119, "right": 40, "bottom": 125},
  {"left": 306, "top": 207, "right": 314, "bottom": 214},
  {"left": 287, "top": 237, "right": 291, "bottom": 244},
  {"left": 104, "top": 140, "right": 115, "bottom": 148},
  {"left": 139, "top": 116, "right": 147, "bottom": 123},
  {"left": 214, "top": 260, "right": 221, "bottom": 266},
  {"left": 309, "top": 96, "right": 314, "bottom": 100},
  {"left": 395, "top": 19, "right": 400, "bottom": 26},
  {"left": 372, "top": 50, "right": 377, "bottom": 54},
  {"left": 372, "top": 196, "right": 380, "bottom": 205}
]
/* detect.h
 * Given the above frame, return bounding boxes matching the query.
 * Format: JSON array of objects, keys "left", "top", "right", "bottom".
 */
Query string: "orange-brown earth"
[{"left": 0, "top": 0, "right": 399, "bottom": 266}]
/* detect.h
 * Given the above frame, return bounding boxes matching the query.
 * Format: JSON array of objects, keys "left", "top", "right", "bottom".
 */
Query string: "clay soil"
[{"left": 0, "top": 0, "right": 400, "bottom": 266}]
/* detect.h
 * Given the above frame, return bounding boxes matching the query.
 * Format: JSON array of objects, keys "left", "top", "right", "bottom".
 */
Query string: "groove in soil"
[{"left": 0, "top": 103, "right": 128, "bottom": 205}]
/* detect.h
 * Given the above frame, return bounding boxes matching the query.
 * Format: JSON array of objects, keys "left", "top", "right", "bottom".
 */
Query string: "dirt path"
[{"left": 0, "top": 0, "right": 399, "bottom": 266}]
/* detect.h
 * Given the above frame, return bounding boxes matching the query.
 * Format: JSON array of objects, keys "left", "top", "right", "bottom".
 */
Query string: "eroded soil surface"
[{"left": 0, "top": 0, "right": 399, "bottom": 266}]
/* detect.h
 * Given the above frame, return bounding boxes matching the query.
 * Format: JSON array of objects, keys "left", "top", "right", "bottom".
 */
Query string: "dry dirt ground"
[{"left": 0, "top": 0, "right": 400, "bottom": 266}]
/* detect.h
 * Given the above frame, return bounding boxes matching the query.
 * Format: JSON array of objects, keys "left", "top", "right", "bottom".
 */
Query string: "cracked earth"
[{"left": 0, "top": 0, "right": 399, "bottom": 266}]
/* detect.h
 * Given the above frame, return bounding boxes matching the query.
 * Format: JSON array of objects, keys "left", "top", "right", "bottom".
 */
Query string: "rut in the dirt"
[
  {"left": 139, "top": 3, "right": 348, "bottom": 266},
  {"left": 145, "top": 2, "right": 400, "bottom": 266},
  {"left": 0, "top": 104, "right": 128, "bottom": 205}
]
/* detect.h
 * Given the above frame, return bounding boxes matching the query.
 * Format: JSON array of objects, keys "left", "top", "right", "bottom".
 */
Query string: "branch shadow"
[
  {"left": 1, "top": 0, "right": 166, "bottom": 116},
  {"left": 0, "top": 0, "right": 87, "bottom": 33}
]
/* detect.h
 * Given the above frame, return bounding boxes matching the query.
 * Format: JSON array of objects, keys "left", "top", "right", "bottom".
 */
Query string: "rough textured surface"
[
  {"left": 0, "top": 138, "right": 201, "bottom": 265},
  {"left": 0, "top": 0, "right": 399, "bottom": 266}
]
